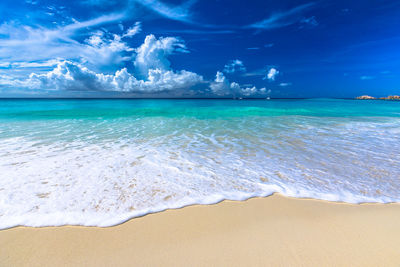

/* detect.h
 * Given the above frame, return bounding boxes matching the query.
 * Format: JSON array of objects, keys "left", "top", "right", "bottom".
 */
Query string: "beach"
[
  {"left": 1, "top": 99, "right": 400, "bottom": 230},
  {"left": 1, "top": 0, "right": 400, "bottom": 264},
  {"left": 1, "top": 99, "right": 400, "bottom": 266},
  {"left": 2, "top": 194, "right": 400, "bottom": 266}
]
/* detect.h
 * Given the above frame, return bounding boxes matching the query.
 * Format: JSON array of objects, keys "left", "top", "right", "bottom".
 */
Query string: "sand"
[{"left": 1, "top": 194, "right": 400, "bottom": 266}]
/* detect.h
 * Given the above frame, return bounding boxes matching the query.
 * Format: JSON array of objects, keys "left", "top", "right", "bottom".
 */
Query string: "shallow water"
[{"left": 0, "top": 99, "right": 399, "bottom": 229}]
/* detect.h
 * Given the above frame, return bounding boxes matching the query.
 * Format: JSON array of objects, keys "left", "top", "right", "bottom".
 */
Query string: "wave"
[{"left": 1, "top": 114, "right": 400, "bottom": 229}]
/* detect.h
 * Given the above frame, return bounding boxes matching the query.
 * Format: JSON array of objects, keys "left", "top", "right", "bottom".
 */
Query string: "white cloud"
[
  {"left": 210, "top": 71, "right": 230, "bottom": 95},
  {"left": 5, "top": 34, "right": 203, "bottom": 94},
  {"left": 0, "top": 19, "right": 144, "bottom": 75},
  {"left": 81, "top": 0, "right": 119, "bottom": 7},
  {"left": 239, "top": 85, "right": 267, "bottom": 96},
  {"left": 0, "top": 27, "right": 272, "bottom": 97},
  {"left": 27, "top": 60, "right": 203, "bottom": 93},
  {"left": 164, "top": 29, "right": 234, "bottom": 34},
  {"left": 0, "top": 13, "right": 126, "bottom": 64},
  {"left": 122, "top": 21, "right": 142, "bottom": 38},
  {"left": 62, "top": 13, "right": 126, "bottom": 32},
  {"left": 0, "top": 74, "right": 29, "bottom": 88},
  {"left": 247, "top": 2, "right": 316, "bottom": 30},
  {"left": 223, "top": 59, "right": 246, "bottom": 74},
  {"left": 360, "top": 76, "right": 375, "bottom": 80},
  {"left": 25, "top": 0, "right": 38, "bottom": 4},
  {"left": 140, "top": 68, "right": 203, "bottom": 92},
  {"left": 82, "top": 31, "right": 134, "bottom": 70},
  {"left": 247, "top": 44, "right": 274, "bottom": 50},
  {"left": 27, "top": 61, "right": 110, "bottom": 91},
  {"left": 133, "top": 0, "right": 198, "bottom": 24},
  {"left": 10, "top": 59, "right": 60, "bottom": 69},
  {"left": 0, "top": 62, "right": 11, "bottom": 68},
  {"left": 279, "top": 82, "right": 292, "bottom": 87},
  {"left": 210, "top": 71, "right": 267, "bottom": 96},
  {"left": 134, "top": 34, "right": 188, "bottom": 77},
  {"left": 265, "top": 67, "right": 279, "bottom": 81},
  {"left": 299, "top": 16, "right": 319, "bottom": 28}
]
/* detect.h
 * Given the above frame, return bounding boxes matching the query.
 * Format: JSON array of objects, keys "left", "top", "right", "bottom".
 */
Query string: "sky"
[{"left": 0, "top": 0, "right": 399, "bottom": 98}]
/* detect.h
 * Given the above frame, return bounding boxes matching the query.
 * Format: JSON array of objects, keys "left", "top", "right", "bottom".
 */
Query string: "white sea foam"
[{"left": 0, "top": 116, "right": 400, "bottom": 229}]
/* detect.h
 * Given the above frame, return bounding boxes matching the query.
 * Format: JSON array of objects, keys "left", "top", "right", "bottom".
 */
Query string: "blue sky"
[{"left": 0, "top": 0, "right": 399, "bottom": 98}]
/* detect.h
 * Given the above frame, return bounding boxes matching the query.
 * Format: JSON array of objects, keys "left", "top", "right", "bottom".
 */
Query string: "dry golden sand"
[{"left": 1, "top": 194, "right": 400, "bottom": 266}]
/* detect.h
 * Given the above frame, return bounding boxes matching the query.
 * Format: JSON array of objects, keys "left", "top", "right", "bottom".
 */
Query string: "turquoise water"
[
  {"left": 1, "top": 99, "right": 400, "bottom": 120},
  {"left": 0, "top": 99, "right": 400, "bottom": 228}
]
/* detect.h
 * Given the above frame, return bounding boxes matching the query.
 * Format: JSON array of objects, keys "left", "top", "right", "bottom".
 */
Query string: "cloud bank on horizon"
[{"left": 0, "top": 0, "right": 399, "bottom": 97}]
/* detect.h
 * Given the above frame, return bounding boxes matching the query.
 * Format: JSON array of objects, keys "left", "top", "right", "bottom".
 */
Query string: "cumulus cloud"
[
  {"left": 27, "top": 61, "right": 111, "bottom": 91},
  {"left": 82, "top": 31, "right": 134, "bottom": 71},
  {"left": 210, "top": 71, "right": 267, "bottom": 96},
  {"left": 0, "top": 22, "right": 140, "bottom": 81},
  {"left": 265, "top": 67, "right": 279, "bottom": 81},
  {"left": 12, "top": 34, "right": 203, "bottom": 94},
  {"left": 238, "top": 84, "right": 267, "bottom": 96},
  {"left": 27, "top": 60, "right": 203, "bottom": 93},
  {"left": 209, "top": 71, "right": 230, "bottom": 95},
  {"left": 1, "top": 29, "right": 268, "bottom": 97},
  {"left": 134, "top": 34, "right": 189, "bottom": 78},
  {"left": 223, "top": 59, "right": 246, "bottom": 74}
]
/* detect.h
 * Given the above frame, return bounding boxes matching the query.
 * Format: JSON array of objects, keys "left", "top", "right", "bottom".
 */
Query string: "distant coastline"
[{"left": 356, "top": 95, "right": 400, "bottom": 100}]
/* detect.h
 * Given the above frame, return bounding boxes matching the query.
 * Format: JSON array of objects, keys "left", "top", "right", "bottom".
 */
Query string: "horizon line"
[{"left": 0, "top": 97, "right": 359, "bottom": 100}]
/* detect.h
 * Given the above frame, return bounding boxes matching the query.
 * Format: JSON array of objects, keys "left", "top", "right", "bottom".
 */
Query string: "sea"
[{"left": 0, "top": 98, "right": 399, "bottom": 229}]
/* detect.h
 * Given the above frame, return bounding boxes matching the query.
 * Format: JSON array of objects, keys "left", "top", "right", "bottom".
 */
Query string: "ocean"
[{"left": 0, "top": 98, "right": 399, "bottom": 229}]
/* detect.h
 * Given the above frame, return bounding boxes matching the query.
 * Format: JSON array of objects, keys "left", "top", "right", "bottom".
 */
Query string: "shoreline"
[
  {"left": 2, "top": 192, "right": 396, "bottom": 231},
  {"left": 0, "top": 192, "right": 398, "bottom": 231},
  {"left": 1, "top": 194, "right": 400, "bottom": 266}
]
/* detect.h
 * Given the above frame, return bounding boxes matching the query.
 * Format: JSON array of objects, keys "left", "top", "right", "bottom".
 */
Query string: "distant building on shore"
[
  {"left": 356, "top": 95, "right": 400, "bottom": 100},
  {"left": 381, "top": 95, "right": 400, "bottom": 100},
  {"left": 356, "top": 95, "right": 376, "bottom": 100}
]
